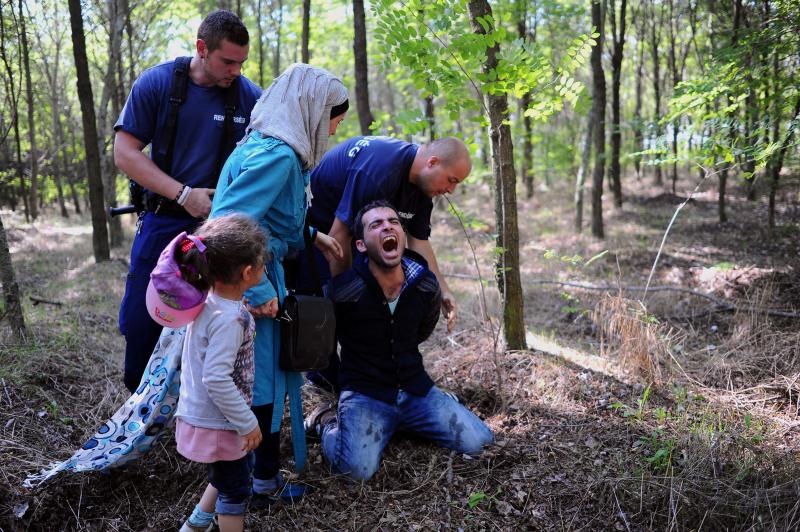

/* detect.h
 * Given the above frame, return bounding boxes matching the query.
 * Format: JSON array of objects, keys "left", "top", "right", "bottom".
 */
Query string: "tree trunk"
[
  {"left": 68, "top": 0, "right": 110, "bottom": 261},
  {"left": 648, "top": 0, "right": 663, "bottom": 186},
  {"left": 35, "top": 12, "right": 69, "bottom": 217},
  {"left": 633, "top": 18, "right": 644, "bottom": 180},
  {"left": 0, "top": 212, "right": 26, "bottom": 340},
  {"left": 468, "top": 0, "right": 526, "bottom": 351},
  {"left": 718, "top": 0, "right": 743, "bottom": 224},
  {"left": 517, "top": 4, "right": 536, "bottom": 199},
  {"left": 256, "top": 0, "right": 264, "bottom": 86},
  {"left": 575, "top": 115, "right": 593, "bottom": 233},
  {"left": 590, "top": 0, "right": 606, "bottom": 239},
  {"left": 101, "top": 0, "right": 124, "bottom": 247},
  {"left": 767, "top": 60, "right": 799, "bottom": 233},
  {"left": 271, "top": 0, "right": 283, "bottom": 78},
  {"left": 608, "top": 0, "right": 626, "bottom": 208},
  {"left": 667, "top": 0, "right": 679, "bottom": 193},
  {"left": 301, "top": 0, "right": 310, "bottom": 63},
  {"left": 424, "top": 96, "right": 435, "bottom": 141},
  {"left": 353, "top": 0, "right": 374, "bottom": 135},
  {"left": 1, "top": 2, "right": 29, "bottom": 221},
  {"left": 521, "top": 92, "right": 533, "bottom": 199},
  {"left": 64, "top": 104, "right": 82, "bottom": 215},
  {"left": 20, "top": 0, "right": 38, "bottom": 220}
]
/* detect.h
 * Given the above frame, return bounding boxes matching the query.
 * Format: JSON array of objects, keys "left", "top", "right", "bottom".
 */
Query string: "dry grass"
[
  {"left": 593, "top": 294, "right": 671, "bottom": 384},
  {"left": 2, "top": 171, "right": 800, "bottom": 530}
]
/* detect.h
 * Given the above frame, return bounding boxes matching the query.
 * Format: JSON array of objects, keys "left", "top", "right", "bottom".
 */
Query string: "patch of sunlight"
[
  {"left": 38, "top": 225, "right": 93, "bottom": 236},
  {"left": 525, "top": 329, "right": 625, "bottom": 380}
]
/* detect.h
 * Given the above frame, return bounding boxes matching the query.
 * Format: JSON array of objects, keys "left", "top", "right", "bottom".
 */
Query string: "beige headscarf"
[{"left": 246, "top": 64, "right": 349, "bottom": 170}]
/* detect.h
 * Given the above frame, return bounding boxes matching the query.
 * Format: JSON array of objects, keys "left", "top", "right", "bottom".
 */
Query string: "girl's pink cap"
[
  {"left": 145, "top": 281, "right": 205, "bottom": 328},
  {"left": 145, "top": 231, "right": 208, "bottom": 328}
]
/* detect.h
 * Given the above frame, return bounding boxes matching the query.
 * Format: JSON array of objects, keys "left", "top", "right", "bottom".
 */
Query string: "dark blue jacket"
[{"left": 330, "top": 250, "right": 441, "bottom": 404}]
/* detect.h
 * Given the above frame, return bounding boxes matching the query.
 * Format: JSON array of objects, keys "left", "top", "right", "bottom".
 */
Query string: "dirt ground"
[{"left": 1, "top": 169, "right": 799, "bottom": 531}]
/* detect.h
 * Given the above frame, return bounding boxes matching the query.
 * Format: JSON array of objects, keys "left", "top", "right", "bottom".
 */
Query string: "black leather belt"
[{"left": 144, "top": 195, "right": 190, "bottom": 217}]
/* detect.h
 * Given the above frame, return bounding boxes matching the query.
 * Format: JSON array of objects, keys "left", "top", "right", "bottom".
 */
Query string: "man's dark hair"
[
  {"left": 197, "top": 10, "right": 249, "bottom": 52},
  {"left": 354, "top": 199, "right": 398, "bottom": 241}
]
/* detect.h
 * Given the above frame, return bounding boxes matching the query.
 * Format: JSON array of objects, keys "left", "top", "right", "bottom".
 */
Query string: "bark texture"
[
  {"left": 468, "top": 0, "right": 527, "bottom": 351},
  {"left": 68, "top": 0, "right": 110, "bottom": 261}
]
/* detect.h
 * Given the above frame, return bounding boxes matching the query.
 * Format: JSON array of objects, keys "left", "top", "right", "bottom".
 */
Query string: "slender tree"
[
  {"left": 353, "top": 0, "right": 374, "bottom": 135},
  {"left": 590, "top": 0, "right": 606, "bottom": 238},
  {"left": 301, "top": 0, "right": 310, "bottom": 63},
  {"left": 648, "top": 0, "right": 665, "bottom": 186},
  {"left": 99, "top": 0, "right": 125, "bottom": 247},
  {"left": 0, "top": 212, "right": 26, "bottom": 340},
  {"left": 575, "top": 114, "right": 593, "bottom": 233},
  {"left": 1, "top": 2, "right": 29, "bottom": 221},
  {"left": 33, "top": 4, "right": 68, "bottom": 217},
  {"left": 68, "top": 0, "right": 110, "bottom": 261},
  {"left": 468, "top": 0, "right": 526, "bottom": 350},
  {"left": 19, "top": 0, "right": 38, "bottom": 219},
  {"left": 632, "top": 14, "right": 644, "bottom": 180},
  {"left": 518, "top": 0, "right": 537, "bottom": 199},
  {"left": 607, "top": 0, "right": 626, "bottom": 208}
]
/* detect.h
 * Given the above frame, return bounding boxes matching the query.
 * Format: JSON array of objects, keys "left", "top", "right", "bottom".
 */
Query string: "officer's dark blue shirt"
[
  {"left": 308, "top": 136, "right": 433, "bottom": 240},
  {"left": 114, "top": 59, "right": 262, "bottom": 191}
]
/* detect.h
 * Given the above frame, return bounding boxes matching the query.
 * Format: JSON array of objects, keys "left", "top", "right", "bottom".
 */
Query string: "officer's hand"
[
  {"left": 315, "top": 231, "right": 344, "bottom": 264},
  {"left": 241, "top": 425, "right": 263, "bottom": 451},
  {"left": 183, "top": 187, "right": 215, "bottom": 218},
  {"left": 442, "top": 290, "right": 457, "bottom": 332},
  {"left": 246, "top": 297, "right": 279, "bottom": 319}
]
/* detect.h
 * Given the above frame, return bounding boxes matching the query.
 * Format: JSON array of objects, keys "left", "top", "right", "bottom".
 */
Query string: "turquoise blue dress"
[{"left": 210, "top": 131, "right": 308, "bottom": 469}]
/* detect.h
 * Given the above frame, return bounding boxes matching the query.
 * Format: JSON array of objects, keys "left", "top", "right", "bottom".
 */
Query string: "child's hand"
[{"left": 241, "top": 426, "right": 263, "bottom": 451}]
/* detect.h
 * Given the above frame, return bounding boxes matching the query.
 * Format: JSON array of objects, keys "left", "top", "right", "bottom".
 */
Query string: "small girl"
[{"left": 156, "top": 213, "right": 267, "bottom": 532}]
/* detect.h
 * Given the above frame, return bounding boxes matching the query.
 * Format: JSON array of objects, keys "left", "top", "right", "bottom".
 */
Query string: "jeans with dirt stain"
[{"left": 320, "top": 387, "right": 494, "bottom": 481}]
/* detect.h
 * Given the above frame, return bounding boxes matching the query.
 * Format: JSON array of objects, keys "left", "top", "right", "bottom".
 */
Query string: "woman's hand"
[
  {"left": 314, "top": 231, "right": 344, "bottom": 264},
  {"left": 241, "top": 425, "right": 263, "bottom": 451},
  {"left": 245, "top": 297, "right": 279, "bottom": 319}
]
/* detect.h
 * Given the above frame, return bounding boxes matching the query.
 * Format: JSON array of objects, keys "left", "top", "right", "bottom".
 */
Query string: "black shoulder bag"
[{"left": 278, "top": 224, "right": 335, "bottom": 372}]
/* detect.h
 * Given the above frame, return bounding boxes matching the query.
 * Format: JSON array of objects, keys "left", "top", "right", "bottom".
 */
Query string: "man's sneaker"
[{"left": 304, "top": 403, "right": 335, "bottom": 439}]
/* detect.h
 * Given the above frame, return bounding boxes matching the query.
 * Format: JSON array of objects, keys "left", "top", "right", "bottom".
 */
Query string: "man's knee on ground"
[
  {"left": 322, "top": 433, "right": 382, "bottom": 481},
  {"left": 457, "top": 422, "right": 494, "bottom": 455},
  {"left": 336, "top": 457, "right": 380, "bottom": 481}
]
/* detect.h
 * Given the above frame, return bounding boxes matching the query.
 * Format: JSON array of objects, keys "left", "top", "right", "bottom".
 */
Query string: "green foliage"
[{"left": 370, "top": 0, "right": 592, "bottom": 137}]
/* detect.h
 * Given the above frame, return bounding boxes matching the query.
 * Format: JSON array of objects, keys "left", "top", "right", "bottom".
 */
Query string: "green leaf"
[{"left": 468, "top": 491, "right": 486, "bottom": 508}]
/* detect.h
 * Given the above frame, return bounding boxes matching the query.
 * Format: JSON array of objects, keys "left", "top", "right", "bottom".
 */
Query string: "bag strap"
[
  {"left": 215, "top": 77, "right": 240, "bottom": 177},
  {"left": 159, "top": 56, "right": 192, "bottom": 175},
  {"left": 304, "top": 221, "right": 325, "bottom": 297}
]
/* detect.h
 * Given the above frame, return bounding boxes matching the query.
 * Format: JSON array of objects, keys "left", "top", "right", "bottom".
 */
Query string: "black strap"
[
  {"left": 216, "top": 77, "right": 240, "bottom": 177},
  {"left": 159, "top": 56, "right": 191, "bottom": 175},
  {"left": 148, "top": 56, "right": 240, "bottom": 215},
  {"left": 304, "top": 222, "right": 325, "bottom": 297}
]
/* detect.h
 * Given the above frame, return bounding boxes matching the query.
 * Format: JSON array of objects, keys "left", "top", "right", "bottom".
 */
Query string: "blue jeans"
[
  {"left": 321, "top": 387, "right": 493, "bottom": 480},
  {"left": 207, "top": 453, "right": 254, "bottom": 516}
]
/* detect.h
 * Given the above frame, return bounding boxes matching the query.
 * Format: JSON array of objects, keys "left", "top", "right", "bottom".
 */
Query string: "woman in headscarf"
[{"left": 210, "top": 64, "right": 348, "bottom": 507}]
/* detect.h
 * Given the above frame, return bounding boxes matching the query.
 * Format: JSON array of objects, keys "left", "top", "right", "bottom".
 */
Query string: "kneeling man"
[{"left": 306, "top": 200, "right": 493, "bottom": 480}]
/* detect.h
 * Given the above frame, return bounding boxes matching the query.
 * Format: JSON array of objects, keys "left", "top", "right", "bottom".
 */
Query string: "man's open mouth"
[{"left": 381, "top": 234, "right": 398, "bottom": 252}]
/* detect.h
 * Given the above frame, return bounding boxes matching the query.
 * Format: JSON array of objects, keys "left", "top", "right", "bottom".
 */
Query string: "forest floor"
[{"left": 1, "top": 169, "right": 800, "bottom": 531}]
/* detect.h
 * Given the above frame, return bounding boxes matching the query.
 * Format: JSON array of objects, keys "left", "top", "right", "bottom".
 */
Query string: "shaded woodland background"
[{"left": 1, "top": 0, "right": 800, "bottom": 530}]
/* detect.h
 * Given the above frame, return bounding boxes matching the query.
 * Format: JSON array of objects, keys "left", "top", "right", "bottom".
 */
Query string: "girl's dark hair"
[{"left": 176, "top": 213, "right": 268, "bottom": 290}]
